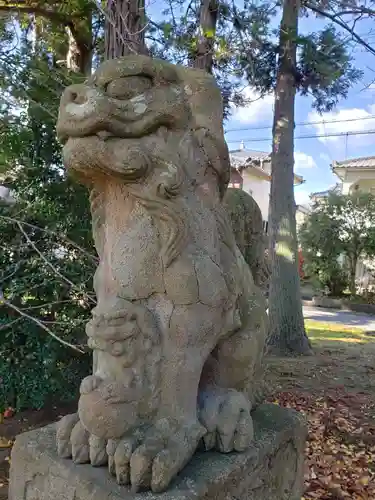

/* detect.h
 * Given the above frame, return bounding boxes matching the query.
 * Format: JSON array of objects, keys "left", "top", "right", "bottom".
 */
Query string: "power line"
[
  {"left": 225, "top": 114, "right": 375, "bottom": 133},
  {"left": 227, "top": 129, "right": 375, "bottom": 144}
]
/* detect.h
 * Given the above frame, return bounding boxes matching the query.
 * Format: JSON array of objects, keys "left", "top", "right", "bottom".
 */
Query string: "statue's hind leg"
[
  {"left": 198, "top": 350, "right": 255, "bottom": 453},
  {"left": 198, "top": 296, "right": 268, "bottom": 453}
]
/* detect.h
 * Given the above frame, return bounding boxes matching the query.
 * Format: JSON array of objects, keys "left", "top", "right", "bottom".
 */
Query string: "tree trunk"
[
  {"left": 349, "top": 255, "right": 358, "bottom": 296},
  {"left": 192, "top": 0, "right": 218, "bottom": 73},
  {"left": 268, "top": 0, "right": 312, "bottom": 356},
  {"left": 66, "top": 22, "right": 93, "bottom": 75},
  {"left": 105, "top": 0, "right": 148, "bottom": 59}
]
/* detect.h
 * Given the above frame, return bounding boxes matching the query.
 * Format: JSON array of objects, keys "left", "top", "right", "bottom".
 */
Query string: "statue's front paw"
[
  {"left": 107, "top": 418, "right": 205, "bottom": 493},
  {"left": 198, "top": 387, "right": 254, "bottom": 453},
  {"left": 57, "top": 414, "right": 107, "bottom": 465}
]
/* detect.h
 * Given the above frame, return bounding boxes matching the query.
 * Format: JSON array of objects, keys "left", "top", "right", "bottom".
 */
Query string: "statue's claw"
[
  {"left": 56, "top": 413, "right": 79, "bottom": 458},
  {"left": 149, "top": 421, "right": 205, "bottom": 493},
  {"left": 107, "top": 437, "right": 138, "bottom": 485},
  {"left": 107, "top": 419, "right": 205, "bottom": 493},
  {"left": 71, "top": 419, "right": 90, "bottom": 463},
  {"left": 57, "top": 413, "right": 107, "bottom": 466},
  {"left": 199, "top": 388, "right": 254, "bottom": 453}
]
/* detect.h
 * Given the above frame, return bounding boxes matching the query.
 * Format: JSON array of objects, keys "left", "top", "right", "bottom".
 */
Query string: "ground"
[
  {"left": 266, "top": 319, "right": 375, "bottom": 499},
  {"left": 0, "top": 319, "right": 374, "bottom": 500},
  {"left": 0, "top": 401, "right": 76, "bottom": 500}
]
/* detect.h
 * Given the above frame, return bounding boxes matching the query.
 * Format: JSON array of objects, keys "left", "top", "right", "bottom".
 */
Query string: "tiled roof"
[
  {"left": 229, "top": 149, "right": 270, "bottom": 167},
  {"left": 229, "top": 148, "right": 304, "bottom": 185},
  {"left": 311, "top": 183, "right": 342, "bottom": 198},
  {"left": 333, "top": 156, "right": 375, "bottom": 169},
  {"left": 296, "top": 204, "right": 311, "bottom": 213}
]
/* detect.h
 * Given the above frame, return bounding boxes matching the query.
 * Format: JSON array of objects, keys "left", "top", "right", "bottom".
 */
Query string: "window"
[{"left": 262, "top": 220, "right": 269, "bottom": 233}]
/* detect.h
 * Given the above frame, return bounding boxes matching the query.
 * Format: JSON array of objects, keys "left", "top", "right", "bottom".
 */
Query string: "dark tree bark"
[
  {"left": 105, "top": 0, "right": 148, "bottom": 59},
  {"left": 268, "top": 0, "right": 312, "bottom": 356},
  {"left": 348, "top": 253, "right": 358, "bottom": 296},
  {"left": 66, "top": 22, "right": 93, "bottom": 75},
  {"left": 66, "top": 19, "right": 92, "bottom": 75},
  {"left": 192, "top": 0, "right": 218, "bottom": 73}
]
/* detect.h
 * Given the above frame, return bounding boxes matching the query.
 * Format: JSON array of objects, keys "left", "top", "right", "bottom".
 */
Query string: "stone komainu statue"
[
  {"left": 55, "top": 56, "right": 268, "bottom": 493},
  {"left": 223, "top": 188, "right": 271, "bottom": 293}
]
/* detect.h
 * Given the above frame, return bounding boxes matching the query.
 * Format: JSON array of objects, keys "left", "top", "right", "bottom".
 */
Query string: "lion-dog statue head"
[{"left": 57, "top": 55, "right": 230, "bottom": 201}]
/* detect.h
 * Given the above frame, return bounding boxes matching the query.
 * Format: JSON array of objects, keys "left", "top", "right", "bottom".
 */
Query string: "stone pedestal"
[{"left": 9, "top": 404, "right": 307, "bottom": 500}]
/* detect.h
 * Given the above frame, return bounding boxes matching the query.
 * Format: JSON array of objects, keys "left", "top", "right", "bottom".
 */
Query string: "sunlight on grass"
[{"left": 305, "top": 319, "right": 374, "bottom": 344}]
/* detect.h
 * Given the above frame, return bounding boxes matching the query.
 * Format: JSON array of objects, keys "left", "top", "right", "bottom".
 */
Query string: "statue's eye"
[{"left": 105, "top": 76, "right": 152, "bottom": 99}]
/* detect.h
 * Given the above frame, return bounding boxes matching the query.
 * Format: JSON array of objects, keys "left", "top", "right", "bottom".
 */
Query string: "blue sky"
[{"left": 224, "top": 13, "right": 375, "bottom": 205}]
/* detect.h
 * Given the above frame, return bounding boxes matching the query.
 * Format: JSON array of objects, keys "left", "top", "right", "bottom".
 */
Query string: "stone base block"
[{"left": 9, "top": 404, "right": 307, "bottom": 500}]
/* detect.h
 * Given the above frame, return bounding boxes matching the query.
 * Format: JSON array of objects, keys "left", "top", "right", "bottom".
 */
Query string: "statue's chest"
[{"left": 99, "top": 186, "right": 164, "bottom": 300}]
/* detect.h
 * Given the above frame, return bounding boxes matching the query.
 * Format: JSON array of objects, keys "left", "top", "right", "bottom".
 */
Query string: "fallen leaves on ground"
[{"left": 269, "top": 388, "right": 375, "bottom": 499}]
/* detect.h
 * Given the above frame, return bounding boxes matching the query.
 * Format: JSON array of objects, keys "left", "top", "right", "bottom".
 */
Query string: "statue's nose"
[
  {"left": 57, "top": 84, "right": 91, "bottom": 142},
  {"left": 61, "top": 84, "right": 88, "bottom": 105}
]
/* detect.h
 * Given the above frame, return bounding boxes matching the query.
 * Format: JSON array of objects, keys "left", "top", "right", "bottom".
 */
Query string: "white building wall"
[
  {"left": 241, "top": 172, "right": 270, "bottom": 221},
  {"left": 340, "top": 171, "right": 375, "bottom": 194}
]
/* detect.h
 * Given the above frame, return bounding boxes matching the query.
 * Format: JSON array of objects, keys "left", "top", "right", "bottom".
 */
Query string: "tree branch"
[
  {"left": 0, "top": 2, "right": 73, "bottom": 24},
  {"left": 16, "top": 221, "right": 96, "bottom": 305},
  {"left": 305, "top": 2, "right": 375, "bottom": 57},
  {"left": 0, "top": 215, "right": 98, "bottom": 263},
  {"left": 0, "top": 1, "right": 86, "bottom": 50},
  {"left": 0, "top": 292, "right": 85, "bottom": 353}
]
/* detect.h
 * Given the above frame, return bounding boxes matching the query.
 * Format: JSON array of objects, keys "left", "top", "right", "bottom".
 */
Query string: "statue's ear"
[{"left": 194, "top": 128, "right": 230, "bottom": 200}]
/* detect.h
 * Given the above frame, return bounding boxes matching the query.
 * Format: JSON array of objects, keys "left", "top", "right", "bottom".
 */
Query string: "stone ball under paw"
[{"left": 78, "top": 376, "right": 139, "bottom": 440}]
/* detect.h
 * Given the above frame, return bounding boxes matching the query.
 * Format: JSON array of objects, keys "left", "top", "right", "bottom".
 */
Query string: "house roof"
[
  {"left": 229, "top": 149, "right": 271, "bottom": 167},
  {"left": 296, "top": 204, "right": 311, "bottom": 214},
  {"left": 311, "top": 183, "right": 342, "bottom": 198},
  {"left": 332, "top": 156, "right": 375, "bottom": 169},
  {"left": 229, "top": 148, "right": 304, "bottom": 185}
]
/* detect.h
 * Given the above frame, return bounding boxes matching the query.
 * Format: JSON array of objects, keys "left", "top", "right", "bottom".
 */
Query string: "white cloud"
[
  {"left": 294, "top": 189, "right": 311, "bottom": 205},
  {"left": 308, "top": 107, "right": 375, "bottom": 144},
  {"left": 294, "top": 151, "right": 317, "bottom": 171},
  {"left": 232, "top": 88, "right": 274, "bottom": 124}
]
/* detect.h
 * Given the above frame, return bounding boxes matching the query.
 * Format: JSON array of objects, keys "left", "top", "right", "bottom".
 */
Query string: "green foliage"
[
  {"left": 297, "top": 27, "right": 363, "bottom": 112},
  {"left": 149, "top": 1, "right": 362, "bottom": 116},
  {"left": 0, "top": 22, "right": 93, "bottom": 411},
  {"left": 148, "top": 0, "right": 278, "bottom": 116},
  {"left": 300, "top": 192, "right": 375, "bottom": 296},
  {"left": 0, "top": 0, "right": 370, "bottom": 404}
]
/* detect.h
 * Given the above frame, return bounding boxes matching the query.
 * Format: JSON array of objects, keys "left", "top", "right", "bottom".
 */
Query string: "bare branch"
[
  {"left": 0, "top": 215, "right": 98, "bottom": 263},
  {"left": 15, "top": 221, "right": 97, "bottom": 305},
  {"left": 0, "top": 292, "right": 85, "bottom": 353},
  {"left": 0, "top": 316, "right": 22, "bottom": 331}
]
